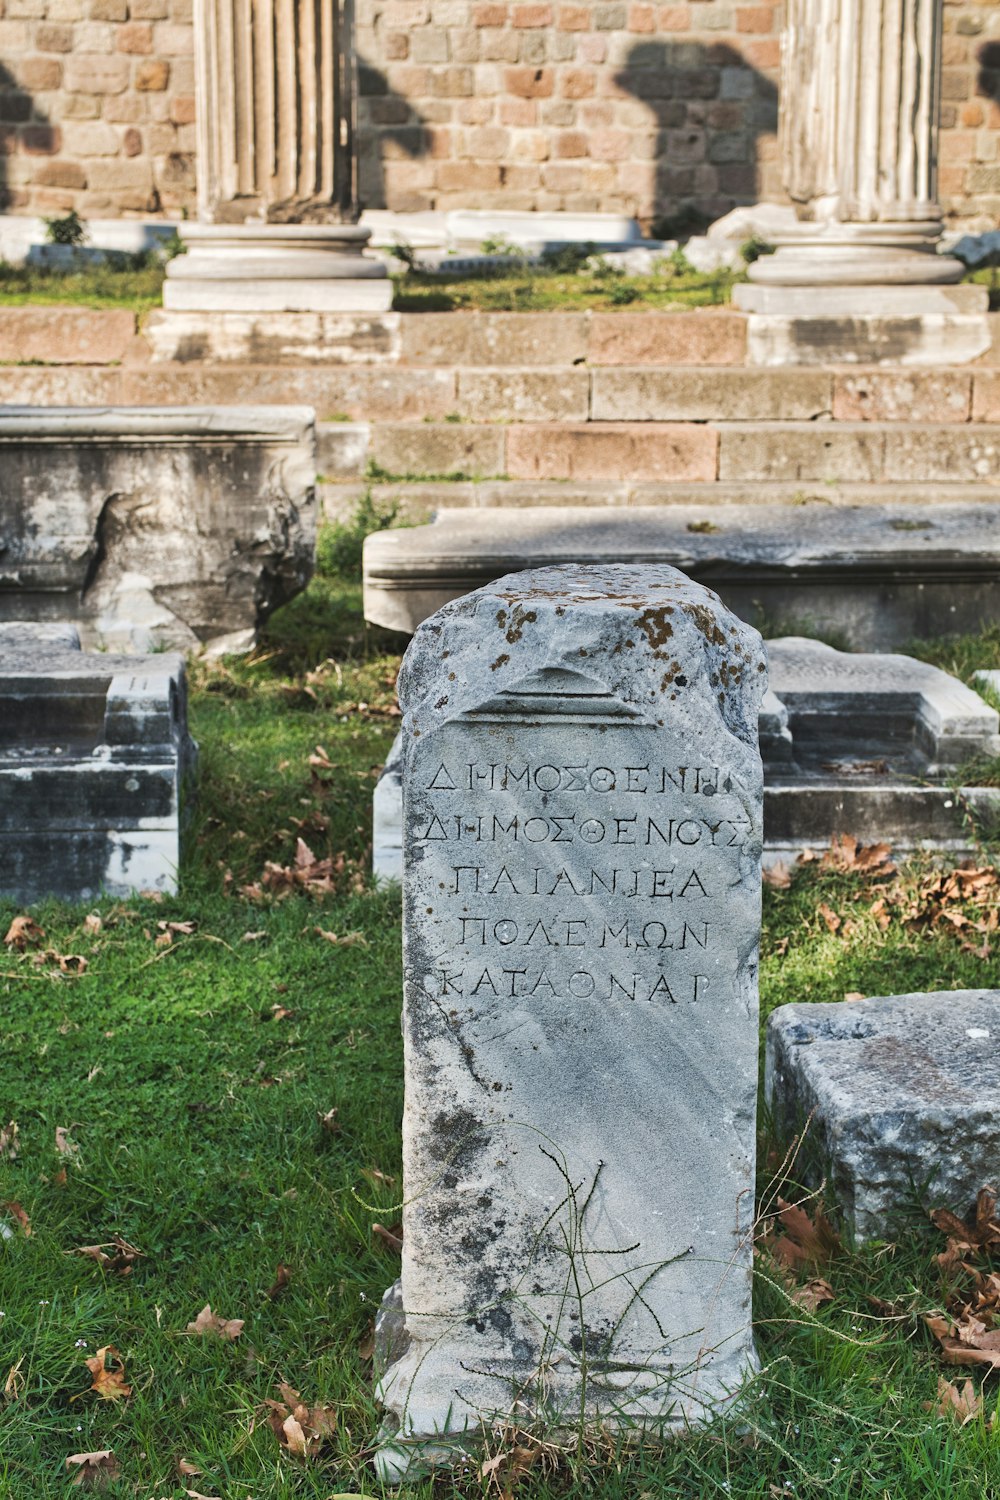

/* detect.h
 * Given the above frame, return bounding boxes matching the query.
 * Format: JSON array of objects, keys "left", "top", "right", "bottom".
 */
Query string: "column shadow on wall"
[
  {"left": 0, "top": 63, "right": 51, "bottom": 213},
  {"left": 614, "top": 41, "right": 778, "bottom": 235},
  {"left": 357, "top": 61, "right": 429, "bottom": 212}
]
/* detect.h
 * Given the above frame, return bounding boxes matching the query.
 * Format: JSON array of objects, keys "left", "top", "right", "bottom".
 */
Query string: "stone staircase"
[{"left": 4, "top": 305, "right": 1000, "bottom": 638}]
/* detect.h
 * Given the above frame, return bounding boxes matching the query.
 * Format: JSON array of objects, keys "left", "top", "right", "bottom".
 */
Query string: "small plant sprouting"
[{"left": 43, "top": 209, "right": 88, "bottom": 247}]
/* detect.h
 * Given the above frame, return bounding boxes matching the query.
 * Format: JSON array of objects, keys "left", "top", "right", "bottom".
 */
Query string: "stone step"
[
  {"left": 324, "top": 418, "right": 1000, "bottom": 484},
  {"left": 8, "top": 360, "right": 1000, "bottom": 429},
  {"left": 321, "top": 477, "right": 1000, "bottom": 524},
  {"left": 361, "top": 500, "right": 1000, "bottom": 643}
]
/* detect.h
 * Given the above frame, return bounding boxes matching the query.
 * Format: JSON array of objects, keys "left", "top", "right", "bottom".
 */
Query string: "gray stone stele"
[
  {"left": 375, "top": 564, "right": 766, "bottom": 1480},
  {"left": 765, "top": 990, "right": 1000, "bottom": 1241},
  {"left": 0, "top": 622, "right": 196, "bottom": 902}
]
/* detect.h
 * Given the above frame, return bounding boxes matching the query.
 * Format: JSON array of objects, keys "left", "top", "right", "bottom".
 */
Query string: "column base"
[
  {"left": 163, "top": 223, "right": 393, "bottom": 314},
  {"left": 747, "top": 221, "right": 966, "bottom": 287}
]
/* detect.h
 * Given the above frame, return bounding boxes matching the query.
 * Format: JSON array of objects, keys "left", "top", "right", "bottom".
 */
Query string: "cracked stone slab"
[
  {"left": 375, "top": 564, "right": 764, "bottom": 1480},
  {"left": 362, "top": 502, "right": 1000, "bottom": 649},
  {"left": 0, "top": 622, "right": 196, "bottom": 902},
  {"left": 765, "top": 990, "right": 1000, "bottom": 1241},
  {"left": 0, "top": 405, "right": 316, "bottom": 653}
]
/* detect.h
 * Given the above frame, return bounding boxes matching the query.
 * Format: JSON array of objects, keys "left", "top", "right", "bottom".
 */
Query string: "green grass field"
[{"left": 3, "top": 540, "right": 1000, "bottom": 1498}]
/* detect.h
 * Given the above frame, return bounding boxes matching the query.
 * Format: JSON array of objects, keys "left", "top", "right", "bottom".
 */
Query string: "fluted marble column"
[
  {"left": 193, "top": 0, "right": 358, "bottom": 224},
  {"left": 749, "top": 0, "right": 964, "bottom": 285}
]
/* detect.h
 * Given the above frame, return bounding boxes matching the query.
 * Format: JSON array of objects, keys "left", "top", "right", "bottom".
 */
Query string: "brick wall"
[{"left": 0, "top": 0, "right": 997, "bottom": 228}]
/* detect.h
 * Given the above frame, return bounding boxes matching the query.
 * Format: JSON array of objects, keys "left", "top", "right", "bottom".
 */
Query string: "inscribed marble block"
[{"left": 375, "top": 564, "right": 766, "bottom": 1479}]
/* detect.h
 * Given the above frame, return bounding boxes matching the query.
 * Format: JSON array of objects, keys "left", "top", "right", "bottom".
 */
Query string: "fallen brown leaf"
[
  {"left": 55, "top": 1126, "right": 81, "bottom": 1161},
  {"left": 314, "top": 927, "right": 368, "bottom": 948},
  {"left": 83, "top": 913, "right": 102, "bottom": 936},
  {"left": 373, "top": 1222, "right": 403, "bottom": 1253},
  {"left": 762, "top": 1197, "right": 841, "bottom": 1272},
  {"left": 73, "top": 1235, "right": 144, "bottom": 1274},
  {"left": 1, "top": 1199, "right": 31, "bottom": 1236},
  {"left": 4, "top": 915, "right": 44, "bottom": 951},
  {"left": 265, "top": 1262, "right": 291, "bottom": 1300},
  {"left": 762, "top": 862, "right": 792, "bottom": 890},
  {"left": 186, "top": 1304, "right": 244, "bottom": 1341},
  {"left": 317, "top": 1107, "right": 340, "bottom": 1134},
  {"left": 817, "top": 903, "right": 841, "bottom": 934},
  {"left": 790, "top": 1277, "right": 834, "bottom": 1311},
  {"left": 927, "top": 1376, "right": 984, "bottom": 1425},
  {"left": 82, "top": 1346, "right": 131, "bottom": 1402},
  {"left": 263, "top": 1382, "right": 338, "bottom": 1460},
  {"left": 65, "top": 1450, "right": 120, "bottom": 1489},
  {"left": 4, "top": 1356, "right": 25, "bottom": 1400},
  {"left": 0, "top": 1120, "right": 19, "bottom": 1161}
]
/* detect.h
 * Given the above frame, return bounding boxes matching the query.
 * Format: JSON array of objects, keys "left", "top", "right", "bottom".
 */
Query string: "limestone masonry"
[
  {"left": 376, "top": 563, "right": 764, "bottom": 1477},
  {"left": 0, "top": 0, "right": 997, "bottom": 224}
]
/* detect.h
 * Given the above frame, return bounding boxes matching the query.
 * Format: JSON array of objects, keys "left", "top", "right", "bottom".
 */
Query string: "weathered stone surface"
[
  {"left": 505, "top": 423, "right": 718, "bottom": 482},
  {"left": 144, "top": 310, "right": 401, "bottom": 365},
  {"left": 376, "top": 564, "right": 764, "bottom": 1478},
  {"left": 0, "top": 406, "right": 316, "bottom": 653},
  {"left": 120, "top": 366, "right": 458, "bottom": 421},
  {"left": 587, "top": 312, "right": 747, "bottom": 367},
  {"left": 369, "top": 423, "right": 504, "bottom": 480},
  {"left": 718, "top": 424, "right": 886, "bottom": 482},
  {"left": 0, "top": 307, "right": 137, "bottom": 366},
  {"left": 456, "top": 368, "right": 590, "bottom": 423},
  {"left": 0, "top": 622, "right": 196, "bottom": 902},
  {"left": 316, "top": 422, "right": 370, "bottom": 480},
  {"left": 591, "top": 369, "right": 832, "bottom": 423},
  {"left": 832, "top": 371, "right": 972, "bottom": 424},
  {"left": 766, "top": 990, "right": 1000, "bottom": 1240},
  {"left": 361, "top": 501, "right": 1000, "bottom": 647},
  {"left": 399, "top": 312, "right": 589, "bottom": 368},
  {"left": 374, "top": 638, "right": 1000, "bottom": 882}
]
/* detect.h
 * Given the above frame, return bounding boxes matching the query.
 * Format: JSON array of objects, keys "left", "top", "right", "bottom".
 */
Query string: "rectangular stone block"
[
  {"left": 766, "top": 990, "right": 1000, "bottom": 1240},
  {"left": 591, "top": 368, "right": 832, "bottom": 422},
  {"left": 833, "top": 370, "right": 973, "bottom": 423},
  {"left": 0, "top": 622, "right": 196, "bottom": 902},
  {"left": 143, "top": 310, "right": 401, "bottom": 365},
  {"left": 399, "top": 311, "right": 590, "bottom": 366},
  {"left": 588, "top": 310, "right": 747, "bottom": 366},
  {"left": 718, "top": 424, "right": 886, "bottom": 482},
  {"left": 0, "top": 405, "right": 316, "bottom": 653},
  {"left": 457, "top": 367, "right": 590, "bottom": 421},
  {"left": 882, "top": 425, "right": 1000, "bottom": 482},
  {"left": 971, "top": 370, "right": 1000, "bottom": 419},
  {"left": 0, "top": 306, "right": 137, "bottom": 365},
  {"left": 506, "top": 421, "right": 718, "bottom": 480},
  {"left": 370, "top": 422, "right": 505, "bottom": 477},
  {"left": 121, "top": 365, "right": 458, "bottom": 420},
  {"left": 375, "top": 563, "right": 764, "bottom": 1478}
]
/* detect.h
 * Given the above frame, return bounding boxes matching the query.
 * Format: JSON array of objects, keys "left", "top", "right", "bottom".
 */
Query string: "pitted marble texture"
[
  {"left": 375, "top": 565, "right": 765, "bottom": 1480},
  {"left": 766, "top": 990, "right": 1000, "bottom": 1240}
]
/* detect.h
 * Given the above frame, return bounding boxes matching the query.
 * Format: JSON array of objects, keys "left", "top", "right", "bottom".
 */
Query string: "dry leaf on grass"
[
  {"left": 265, "top": 1263, "right": 291, "bottom": 1300},
  {"left": 73, "top": 1235, "right": 144, "bottom": 1274},
  {"left": 925, "top": 1312, "right": 1000, "bottom": 1370},
  {"left": 82, "top": 1346, "right": 131, "bottom": 1402},
  {"left": 317, "top": 1107, "right": 340, "bottom": 1134},
  {"left": 790, "top": 1277, "right": 835, "bottom": 1311},
  {"left": 925, "top": 1376, "right": 984, "bottom": 1425},
  {"left": 762, "top": 862, "right": 792, "bottom": 890},
  {"left": 65, "top": 1450, "right": 120, "bottom": 1488},
  {"left": 263, "top": 1383, "right": 338, "bottom": 1460},
  {"left": 314, "top": 927, "right": 368, "bottom": 948},
  {"left": 3, "top": 915, "right": 44, "bottom": 950},
  {"left": 761, "top": 1197, "right": 842, "bottom": 1272},
  {"left": 817, "top": 903, "right": 841, "bottom": 934},
  {"left": 186, "top": 1304, "right": 244, "bottom": 1341},
  {"left": 372, "top": 1222, "right": 403, "bottom": 1253},
  {"left": 4, "top": 1356, "right": 25, "bottom": 1400},
  {"left": 821, "top": 834, "right": 896, "bottom": 876},
  {"left": 55, "top": 1126, "right": 81, "bottom": 1161},
  {"left": 0, "top": 1121, "right": 19, "bottom": 1160},
  {"left": 1, "top": 1199, "right": 31, "bottom": 1236}
]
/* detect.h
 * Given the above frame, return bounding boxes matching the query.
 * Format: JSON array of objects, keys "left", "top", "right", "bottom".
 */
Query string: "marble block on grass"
[
  {"left": 0, "top": 622, "right": 196, "bottom": 902},
  {"left": 766, "top": 990, "right": 1000, "bottom": 1241},
  {"left": 375, "top": 563, "right": 765, "bottom": 1479}
]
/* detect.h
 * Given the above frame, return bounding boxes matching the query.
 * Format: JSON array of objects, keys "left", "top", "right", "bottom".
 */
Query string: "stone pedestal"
[
  {"left": 163, "top": 224, "right": 391, "bottom": 313},
  {"left": 375, "top": 564, "right": 764, "bottom": 1479}
]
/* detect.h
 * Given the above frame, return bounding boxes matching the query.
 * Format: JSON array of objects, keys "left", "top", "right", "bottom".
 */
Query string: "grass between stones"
[
  {"left": 0, "top": 261, "right": 167, "bottom": 314},
  {"left": 3, "top": 536, "right": 1000, "bottom": 1498}
]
